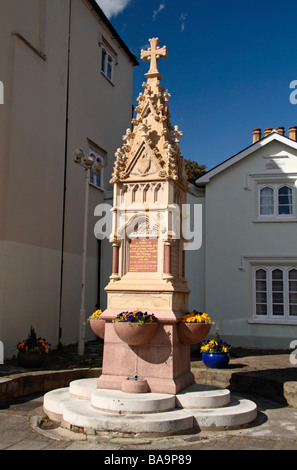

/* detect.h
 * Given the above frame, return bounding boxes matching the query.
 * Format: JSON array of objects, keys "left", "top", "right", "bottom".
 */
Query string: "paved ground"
[{"left": 1, "top": 340, "right": 297, "bottom": 451}]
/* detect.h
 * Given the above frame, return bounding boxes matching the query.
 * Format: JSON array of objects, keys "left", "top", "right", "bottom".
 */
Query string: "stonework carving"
[
  {"left": 110, "top": 38, "right": 188, "bottom": 188},
  {"left": 130, "top": 152, "right": 158, "bottom": 177}
]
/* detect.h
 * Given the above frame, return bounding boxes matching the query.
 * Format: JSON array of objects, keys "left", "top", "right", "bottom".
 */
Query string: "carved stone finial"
[
  {"left": 163, "top": 89, "right": 171, "bottom": 102},
  {"left": 123, "top": 128, "right": 133, "bottom": 142},
  {"left": 140, "top": 119, "right": 151, "bottom": 139},
  {"left": 141, "top": 38, "right": 168, "bottom": 79},
  {"left": 173, "top": 125, "right": 183, "bottom": 143}
]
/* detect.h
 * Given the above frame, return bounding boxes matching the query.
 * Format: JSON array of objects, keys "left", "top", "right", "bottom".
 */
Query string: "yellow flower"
[
  {"left": 180, "top": 310, "right": 212, "bottom": 324},
  {"left": 90, "top": 309, "right": 102, "bottom": 319}
]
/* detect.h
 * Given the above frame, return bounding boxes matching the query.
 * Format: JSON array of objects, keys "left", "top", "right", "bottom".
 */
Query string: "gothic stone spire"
[{"left": 110, "top": 38, "right": 187, "bottom": 188}]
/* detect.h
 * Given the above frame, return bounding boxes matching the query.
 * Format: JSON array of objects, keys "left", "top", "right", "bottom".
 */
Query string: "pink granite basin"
[
  {"left": 177, "top": 322, "right": 211, "bottom": 345},
  {"left": 113, "top": 322, "right": 159, "bottom": 346},
  {"left": 89, "top": 319, "right": 105, "bottom": 340}
]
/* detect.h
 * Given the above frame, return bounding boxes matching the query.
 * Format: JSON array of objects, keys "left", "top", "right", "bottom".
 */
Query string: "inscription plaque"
[
  {"left": 129, "top": 239, "right": 158, "bottom": 272},
  {"left": 171, "top": 240, "right": 179, "bottom": 276}
]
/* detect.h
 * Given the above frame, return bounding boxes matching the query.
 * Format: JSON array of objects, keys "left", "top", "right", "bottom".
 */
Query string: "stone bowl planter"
[
  {"left": 17, "top": 351, "right": 45, "bottom": 368},
  {"left": 113, "top": 322, "right": 159, "bottom": 346},
  {"left": 202, "top": 352, "right": 230, "bottom": 369},
  {"left": 177, "top": 322, "right": 211, "bottom": 345},
  {"left": 89, "top": 319, "right": 105, "bottom": 340}
]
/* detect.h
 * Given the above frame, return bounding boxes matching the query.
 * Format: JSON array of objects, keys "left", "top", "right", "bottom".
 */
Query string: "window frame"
[
  {"left": 88, "top": 149, "right": 105, "bottom": 191},
  {"left": 100, "top": 43, "right": 115, "bottom": 84},
  {"left": 258, "top": 183, "right": 295, "bottom": 220},
  {"left": 278, "top": 185, "right": 293, "bottom": 216},
  {"left": 252, "top": 266, "right": 297, "bottom": 324},
  {"left": 259, "top": 185, "right": 274, "bottom": 216}
]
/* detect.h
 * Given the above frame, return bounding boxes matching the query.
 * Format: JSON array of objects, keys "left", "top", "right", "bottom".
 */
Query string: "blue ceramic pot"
[{"left": 202, "top": 352, "right": 230, "bottom": 369}]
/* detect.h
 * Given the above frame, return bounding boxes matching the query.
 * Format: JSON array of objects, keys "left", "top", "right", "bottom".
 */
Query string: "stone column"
[
  {"left": 162, "top": 241, "right": 174, "bottom": 281},
  {"left": 164, "top": 242, "right": 171, "bottom": 274},
  {"left": 110, "top": 241, "right": 120, "bottom": 281}
]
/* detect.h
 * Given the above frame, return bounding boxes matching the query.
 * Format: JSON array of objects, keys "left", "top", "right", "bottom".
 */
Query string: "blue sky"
[{"left": 97, "top": 0, "right": 297, "bottom": 172}]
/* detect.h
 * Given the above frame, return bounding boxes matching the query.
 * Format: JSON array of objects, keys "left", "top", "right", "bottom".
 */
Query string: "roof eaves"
[
  {"left": 86, "top": 0, "right": 139, "bottom": 66},
  {"left": 195, "top": 132, "right": 297, "bottom": 185}
]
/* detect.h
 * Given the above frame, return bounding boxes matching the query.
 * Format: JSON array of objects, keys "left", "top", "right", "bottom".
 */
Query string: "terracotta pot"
[
  {"left": 17, "top": 351, "right": 45, "bottom": 368},
  {"left": 89, "top": 319, "right": 105, "bottom": 340},
  {"left": 177, "top": 322, "right": 211, "bottom": 345},
  {"left": 114, "top": 321, "right": 159, "bottom": 346}
]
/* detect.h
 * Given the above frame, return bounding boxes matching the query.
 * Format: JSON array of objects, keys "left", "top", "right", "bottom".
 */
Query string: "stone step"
[
  {"left": 69, "top": 378, "right": 97, "bottom": 399},
  {"left": 176, "top": 384, "right": 230, "bottom": 409},
  {"left": 191, "top": 396, "right": 258, "bottom": 430},
  {"left": 91, "top": 388, "right": 176, "bottom": 414},
  {"left": 43, "top": 388, "right": 82, "bottom": 420},
  {"left": 63, "top": 400, "right": 194, "bottom": 435}
]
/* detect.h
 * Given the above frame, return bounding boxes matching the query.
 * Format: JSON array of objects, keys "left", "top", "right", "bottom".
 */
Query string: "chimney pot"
[
  {"left": 289, "top": 126, "right": 297, "bottom": 141},
  {"left": 264, "top": 128, "right": 273, "bottom": 137},
  {"left": 276, "top": 127, "right": 285, "bottom": 136},
  {"left": 252, "top": 128, "right": 262, "bottom": 143}
]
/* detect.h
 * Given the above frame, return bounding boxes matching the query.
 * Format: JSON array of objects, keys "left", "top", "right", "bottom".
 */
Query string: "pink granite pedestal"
[{"left": 97, "top": 318, "right": 195, "bottom": 395}]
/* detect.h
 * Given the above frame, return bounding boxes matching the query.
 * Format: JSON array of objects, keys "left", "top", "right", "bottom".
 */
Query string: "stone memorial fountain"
[{"left": 43, "top": 39, "right": 257, "bottom": 435}]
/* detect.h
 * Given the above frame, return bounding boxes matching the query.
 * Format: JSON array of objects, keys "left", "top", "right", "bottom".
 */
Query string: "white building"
[
  {"left": 0, "top": 0, "right": 138, "bottom": 358},
  {"left": 187, "top": 127, "right": 297, "bottom": 349}
]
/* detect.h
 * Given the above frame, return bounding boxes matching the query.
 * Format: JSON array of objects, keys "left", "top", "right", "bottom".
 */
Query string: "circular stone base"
[{"left": 43, "top": 379, "right": 258, "bottom": 435}]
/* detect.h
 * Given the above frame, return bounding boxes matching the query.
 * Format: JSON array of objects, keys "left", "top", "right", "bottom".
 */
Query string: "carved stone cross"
[
  {"left": 141, "top": 38, "right": 168, "bottom": 79},
  {"left": 174, "top": 125, "right": 183, "bottom": 143}
]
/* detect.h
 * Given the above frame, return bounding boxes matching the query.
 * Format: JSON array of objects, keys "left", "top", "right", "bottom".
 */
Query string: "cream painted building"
[
  {"left": 188, "top": 127, "right": 297, "bottom": 349},
  {"left": 0, "top": 0, "right": 138, "bottom": 358}
]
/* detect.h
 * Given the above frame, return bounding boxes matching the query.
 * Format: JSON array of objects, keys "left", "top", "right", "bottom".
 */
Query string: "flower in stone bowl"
[
  {"left": 17, "top": 326, "right": 50, "bottom": 355},
  {"left": 113, "top": 311, "right": 159, "bottom": 346},
  {"left": 87, "top": 309, "right": 105, "bottom": 340},
  {"left": 177, "top": 310, "right": 213, "bottom": 344},
  {"left": 200, "top": 329, "right": 231, "bottom": 354},
  {"left": 114, "top": 311, "right": 158, "bottom": 324},
  {"left": 180, "top": 310, "right": 212, "bottom": 324},
  {"left": 87, "top": 309, "right": 103, "bottom": 321}
]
